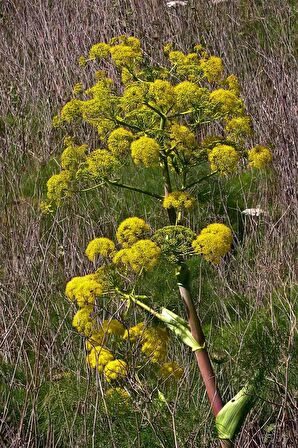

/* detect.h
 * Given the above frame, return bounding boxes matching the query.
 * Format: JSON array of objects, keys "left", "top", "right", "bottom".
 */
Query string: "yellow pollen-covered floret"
[
  {"left": 141, "top": 326, "right": 169, "bottom": 364},
  {"left": 192, "top": 223, "right": 233, "bottom": 264},
  {"left": 46, "top": 170, "right": 72, "bottom": 206},
  {"left": 104, "top": 359, "right": 128, "bottom": 382},
  {"left": 208, "top": 144, "right": 240, "bottom": 175},
  {"left": 174, "top": 81, "right": 207, "bottom": 111},
  {"left": 87, "top": 346, "right": 114, "bottom": 372},
  {"left": 163, "top": 191, "right": 195, "bottom": 210},
  {"left": 80, "top": 149, "right": 120, "bottom": 178},
  {"left": 148, "top": 79, "right": 176, "bottom": 110},
  {"left": 123, "top": 322, "right": 145, "bottom": 342},
  {"left": 225, "top": 116, "right": 252, "bottom": 141},
  {"left": 159, "top": 362, "right": 184, "bottom": 381},
  {"left": 60, "top": 99, "right": 82, "bottom": 123},
  {"left": 225, "top": 74, "right": 240, "bottom": 95},
  {"left": 72, "top": 305, "right": 97, "bottom": 336},
  {"left": 61, "top": 141, "right": 87, "bottom": 170},
  {"left": 200, "top": 56, "right": 224, "bottom": 83},
  {"left": 116, "top": 217, "right": 151, "bottom": 247},
  {"left": 210, "top": 88, "right": 243, "bottom": 116},
  {"left": 65, "top": 273, "right": 105, "bottom": 307},
  {"left": 170, "top": 123, "right": 197, "bottom": 158},
  {"left": 88, "top": 42, "right": 110, "bottom": 60},
  {"left": 131, "top": 136, "right": 160, "bottom": 167},
  {"left": 107, "top": 127, "right": 134, "bottom": 156},
  {"left": 85, "top": 238, "right": 116, "bottom": 261},
  {"left": 128, "top": 240, "right": 161, "bottom": 273},
  {"left": 248, "top": 145, "right": 272, "bottom": 169}
]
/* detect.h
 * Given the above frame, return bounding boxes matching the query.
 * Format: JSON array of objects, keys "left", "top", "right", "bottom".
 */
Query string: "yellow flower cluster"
[
  {"left": 72, "top": 306, "right": 97, "bottom": 336},
  {"left": 225, "top": 74, "right": 240, "bottom": 95},
  {"left": 107, "top": 127, "right": 134, "bottom": 157},
  {"left": 104, "top": 359, "right": 128, "bottom": 382},
  {"left": 80, "top": 149, "right": 120, "bottom": 179},
  {"left": 163, "top": 191, "right": 195, "bottom": 210},
  {"left": 85, "top": 237, "right": 115, "bottom": 261},
  {"left": 192, "top": 223, "right": 233, "bottom": 264},
  {"left": 170, "top": 123, "right": 197, "bottom": 158},
  {"left": 89, "top": 42, "right": 110, "bottom": 60},
  {"left": 174, "top": 81, "right": 207, "bottom": 111},
  {"left": 141, "top": 326, "right": 169, "bottom": 363},
  {"left": 210, "top": 88, "right": 243, "bottom": 116},
  {"left": 105, "top": 387, "right": 130, "bottom": 401},
  {"left": 248, "top": 145, "right": 272, "bottom": 169},
  {"left": 225, "top": 116, "right": 252, "bottom": 141},
  {"left": 131, "top": 136, "right": 160, "bottom": 167},
  {"left": 169, "top": 50, "right": 201, "bottom": 79},
  {"left": 46, "top": 170, "right": 72, "bottom": 206},
  {"left": 61, "top": 139, "right": 87, "bottom": 170},
  {"left": 87, "top": 346, "right": 114, "bottom": 371},
  {"left": 159, "top": 362, "right": 184, "bottom": 381},
  {"left": 72, "top": 82, "right": 84, "bottom": 95},
  {"left": 65, "top": 273, "right": 105, "bottom": 307},
  {"left": 208, "top": 144, "right": 240, "bottom": 175},
  {"left": 116, "top": 217, "right": 151, "bottom": 247},
  {"left": 113, "top": 240, "right": 161, "bottom": 273},
  {"left": 121, "top": 83, "right": 148, "bottom": 111},
  {"left": 200, "top": 56, "right": 224, "bottom": 83},
  {"left": 148, "top": 79, "right": 175, "bottom": 110},
  {"left": 123, "top": 322, "right": 145, "bottom": 342},
  {"left": 60, "top": 99, "right": 82, "bottom": 123},
  {"left": 86, "top": 319, "right": 125, "bottom": 350},
  {"left": 109, "top": 36, "right": 142, "bottom": 67}
]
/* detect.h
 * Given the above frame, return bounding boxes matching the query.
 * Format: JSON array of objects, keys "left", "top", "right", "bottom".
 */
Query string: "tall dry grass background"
[{"left": 0, "top": 1, "right": 297, "bottom": 447}]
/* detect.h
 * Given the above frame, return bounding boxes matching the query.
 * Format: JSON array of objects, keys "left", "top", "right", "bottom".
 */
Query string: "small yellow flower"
[
  {"left": 79, "top": 149, "right": 120, "bottom": 179},
  {"left": 208, "top": 144, "right": 239, "bottom": 175},
  {"left": 127, "top": 240, "right": 161, "bottom": 273},
  {"left": 123, "top": 322, "right": 145, "bottom": 342},
  {"left": 87, "top": 346, "right": 114, "bottom": 372},
  {"left": 78, "top": 56, "right": 87, "bottom": 67},
  {"left": 104, "top": 359, "right": 128, "bottom": 382},
  {"left": 89, "top": 42, "right": 110, "bottom": 60},
  {"left": 248, "top": 145, "right": 272, "bottom": 169},
  {"left": 131, "top": 136, "right": 160, "bottom": 167},
  {"left": 225, "top": 74, "right": 240, "bottom": 95},
  {"left": 200, "top": 56, "right": 223, "bottom": 83},
  {"left": 174, "top": 81, "right": 207, "bottom": 111},
  {"left": 65, "top": 273, "right": 105, "bottom": 307},
  {"left": 159, "top": 362, "right": 184, "bottom": 381},
  {"left": 105, "top": 387, "right": 131, "bottom": 401},
  {"left": 61, "top": 141, "right": 87, "bottom": 170},
  {"left": 148, "top": 79, "right": 175, "bottom": 110},
  {"left": 210, "top": 88, "right": 243, "bottom": 116},
  {"left": 192, "top": 223, "right": 233, "bottom": 264},
  {"left": 72, "top": 306, "right": 97, "bottom": 336},
  {"left": 107, "top": 127, "right": 134, "bottom": 157},
  {"left": 60, "top": 99, "right": 82, "bottom": 123},
  {"left": 85, "top": 238, "right": 115, "bottom": 261},
  {"left": 163, "top": 191, "right": 195, "bottom": 211},
  {"left": 225, "top": 116, "right": 252, "bottom": 141},
  {"left": 46, "top": 170, "right": 72, "bottom": 206},
  {"left": 116, "top": 217, "right": 151, "bottom": 247},
  {"left": 141, "top": 326, "right": 169, "bottom": 363},
  {"left": 72, "top": 82, "right": 84, "bottom": 95}
]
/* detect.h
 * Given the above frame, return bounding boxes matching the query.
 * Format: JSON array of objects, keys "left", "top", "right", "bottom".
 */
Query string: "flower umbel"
[{"left": 192, "top": 223, "right": 233, "bottom": 264}]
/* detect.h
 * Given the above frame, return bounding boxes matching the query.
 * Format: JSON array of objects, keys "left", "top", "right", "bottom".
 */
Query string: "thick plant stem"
[{"left": 177, "top": 264, "right": 233, "bottom": 448}]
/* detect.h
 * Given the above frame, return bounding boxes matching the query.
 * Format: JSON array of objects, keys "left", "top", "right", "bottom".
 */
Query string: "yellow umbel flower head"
[
  {"left": 109, "top": 36, "right": 142, "bottom": 67},
  {"left": 163, "top": 191, "right": 195, "bottom": 211},
  {"left": 123, "top": 322, "right": 145, "bottom": 342},
  {"left": 225, "top": 74, "right": 240, "bottom": 95},
  {"left": 85, "top": 238, "right": 115, "bottom": 261},
  {"left": 87, "top": 346, "right": 114, "bottom": 372},
  {"left": 200, "top": 56, "right": 224, "bottom": 83},
  {"left": 46, "top": 170, "right": 72, "bottom": 206},
  {"left": 65, "top": 273, "right": 105, "bottom": 307},
  {"left": 192, "top": 223, "right": 233, "bottom": 264},
  {"left": 60, "top": 99, "right": 82, "bottom": 123},
  {"left": 208, "top": 145, "right": 239, "bottom": 175},
  {"left": 61, "top": 139, "right": 87, "bottom": 170},
  {"left": 106, "top": 387, "right": 131, "bottom": 402},
  {"left": 248, "top": 145, "right": 272, "bottom": 169},
  {"left": 127, "top": 240, "right": 161, "bottom": 273},
  {"left": 116, "top": 217, "right": 151, "bottom": 247},
  {"left": 148, "top": 79, "right": 176, "bottom": 110},
  {"left": 72, "top": 305, "right": 97, "bottom": 336},
  {"left": 174, "top": 81, "right": 207, "bottom": 111},
  {"left": 80, "top": 149, "right": 120, "bottom": 179},
  {"left": 107, "top": 127, "right": 134, "bottom": 157},
  {"left": 131, "top": 136, "right": 160, "bottom": 167},
  {"left": 210, "top": 88, "right": 243, "bottom": 116},
  {"left": 88, "top": 42, "right": 110, "bottom": 60},
  {"left": 141, "top": 326, "right": 169, "bottom": 363},
  {"left": 104, "top": 359, "right": 128, "bottom": 382},
  {"left": 170, "top": 123, "right": 197, "bottom": 158},
  {"left": 225, "top": 116, "right": 252, "bottom": 141},
  {"left": 121, "top": 83, "right": 148, "bottom": 111},
  {"left": 159, "top": 362, "right": 184, "bottom": 381}
]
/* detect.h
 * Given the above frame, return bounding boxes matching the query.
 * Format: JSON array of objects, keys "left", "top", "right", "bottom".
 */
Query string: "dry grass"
[{"left": 0, "top": 1, "right": 297, "bottom": 447}]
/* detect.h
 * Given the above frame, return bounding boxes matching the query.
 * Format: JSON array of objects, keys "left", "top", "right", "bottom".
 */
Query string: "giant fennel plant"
[{"left": 43, "top": 36, "right": 272, "bottom": 447}]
